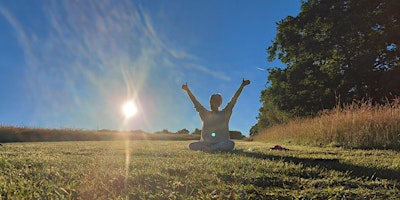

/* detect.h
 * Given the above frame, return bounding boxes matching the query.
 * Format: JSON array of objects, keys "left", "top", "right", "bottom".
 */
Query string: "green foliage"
[
  {"left": 257, "top": 0, "right": 400, "bottom": 130},
  {"left": 191, "top": 128, "right": 201, "bottom": 135},
  {"left": 229, "top": 131, "right": 243, "bottom": 139},
  {"left": 0, "top": 141, "right": 399, "bottom": 199},
  {"left": 175, "top": 129, "right": 190, "bottom": 134},
  {"left": 252, "top": 89, "right": 293, "bottom": 135}
]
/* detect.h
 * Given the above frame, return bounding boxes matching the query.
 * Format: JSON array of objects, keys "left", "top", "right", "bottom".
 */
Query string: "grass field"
[{"left": 1, "top": 140, "right": 399, "bottom": 199}]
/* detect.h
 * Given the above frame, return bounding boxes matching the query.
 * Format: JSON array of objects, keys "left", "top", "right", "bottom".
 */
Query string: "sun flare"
[{"left": 122, "top": 101, "right": 138, "bottom": 118}]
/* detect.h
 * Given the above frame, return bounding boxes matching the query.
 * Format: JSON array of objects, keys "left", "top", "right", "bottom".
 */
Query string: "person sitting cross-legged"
[{"left": 182, "top": 79, "right": 250, "bottom": 152}]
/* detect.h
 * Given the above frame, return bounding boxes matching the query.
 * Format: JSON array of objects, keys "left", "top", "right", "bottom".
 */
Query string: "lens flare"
[
  {"left": 124, "top": 140, "right": 130, "bottom": 190},
  {"left": 122, "top": 101, "right": 138, "bottom": 118},
  {"left": 211, "top": 132, "right": 216, "bottom": 137}
]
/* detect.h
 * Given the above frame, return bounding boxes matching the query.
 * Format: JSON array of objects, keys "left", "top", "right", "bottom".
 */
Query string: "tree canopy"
[{"left": 254, "top": 0, "right": 400, "bottom": 133}]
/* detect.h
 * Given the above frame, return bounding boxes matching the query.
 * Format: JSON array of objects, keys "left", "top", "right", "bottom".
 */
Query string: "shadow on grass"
[{"left": 232, "top": 150, "right": 400, "bottom": 182}]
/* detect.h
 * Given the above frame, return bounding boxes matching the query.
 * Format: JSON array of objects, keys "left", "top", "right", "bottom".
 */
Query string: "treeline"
[
  {"left": 0, "top": 126, "right": 199, "bottom": 143},
  {"left": 153, "top": 128, "right": 245, "bottom": 139},
  {"left": 253, "top": 0, "right": 400, "bottom": 135},
  {"left": 0, "top": 126, "right": 245, "bottom": 143}
]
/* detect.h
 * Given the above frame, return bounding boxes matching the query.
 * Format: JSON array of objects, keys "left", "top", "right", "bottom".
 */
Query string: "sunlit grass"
[
  {"left": 0, "top": 141, "right": 399, "bottom": 199},
  {"left": 255, "top": 99, "right": 400, "bottom": 150}
]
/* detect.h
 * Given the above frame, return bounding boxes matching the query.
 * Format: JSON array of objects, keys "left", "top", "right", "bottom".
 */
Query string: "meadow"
[
  {"left": 255, "top": 99, "right": 400, "bottom": 150},
  {"left": 1, "top": 140, "right": 399, "bottom": 199}
]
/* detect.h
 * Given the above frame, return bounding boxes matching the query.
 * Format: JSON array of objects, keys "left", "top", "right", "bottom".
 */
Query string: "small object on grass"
[
  {"left": 0, "top": 143, "right": 3, "bottom": 146},
  {"left": 270, "top": 145, "right": 289, "bottom": 151},
  {"left": 247, "top": 147, "right": 255, "bottom": 152}
]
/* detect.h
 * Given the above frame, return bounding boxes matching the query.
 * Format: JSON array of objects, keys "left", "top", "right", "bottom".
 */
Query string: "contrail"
[{"left": 256, "top": 67, "right": 265, "bottom": 71}]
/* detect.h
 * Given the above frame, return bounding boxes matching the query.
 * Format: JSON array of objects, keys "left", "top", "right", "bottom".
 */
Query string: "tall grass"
[{"left": 255, "top": 99, "right": 400, "bottom": 150}]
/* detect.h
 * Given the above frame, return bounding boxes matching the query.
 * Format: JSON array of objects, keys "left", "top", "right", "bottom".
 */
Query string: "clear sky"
[{"left": 0, "top": 0, "right": 301, "bottom": 135}]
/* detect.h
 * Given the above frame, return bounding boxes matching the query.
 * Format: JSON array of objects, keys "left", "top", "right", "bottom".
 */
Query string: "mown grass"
[
  {"left": 0, "top": 141, "right": 399, "bottom": 199},
  {"left": 255, "top": 99, "right": 400, "bottom": 150}
]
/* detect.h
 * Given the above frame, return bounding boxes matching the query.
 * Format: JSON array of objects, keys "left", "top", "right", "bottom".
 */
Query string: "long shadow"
[{"left": 234, "top": 150, "right": 400, "bottom": 182}]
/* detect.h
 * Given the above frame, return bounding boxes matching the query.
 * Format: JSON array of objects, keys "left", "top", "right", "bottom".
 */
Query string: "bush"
[
  {"left": 229, "top": 131, "right": 244, "bottom": 139},
  {"left": 191, "top": 128, "right": 201, "bottom": 135}
]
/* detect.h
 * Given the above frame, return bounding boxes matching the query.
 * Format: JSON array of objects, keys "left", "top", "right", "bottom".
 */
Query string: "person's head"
[{"left": 210, "top": 93, "right": 222, "bottom": 111}]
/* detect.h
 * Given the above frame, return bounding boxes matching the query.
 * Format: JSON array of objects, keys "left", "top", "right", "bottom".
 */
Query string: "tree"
[
  {"left": 176, "top": 128, "right": 190, "bottom": 134},
  {"left": 191, "top": 128, "right": 201, "bottom": 135},
  {"left": 229, "top": 131, "right": 244, "bottom": 139},
  {"left": 251, "top": 88, "right": 292, "bottom": 135},
  {"left": 256, "top": 0, "right": 400, "bottom": 132}
]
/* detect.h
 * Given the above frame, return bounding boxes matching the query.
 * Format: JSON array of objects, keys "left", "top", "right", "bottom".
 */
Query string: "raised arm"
[
  {"left": 182, "top": 82, "right": 205, "bottom": 111},
  {"left": 225, "top": 79, "right": 250, "bottom": 109}
]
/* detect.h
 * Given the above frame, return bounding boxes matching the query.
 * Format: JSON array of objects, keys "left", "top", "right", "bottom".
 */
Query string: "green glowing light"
[{"left": 211, "top": 132, "right": 216, "bottom": 137}]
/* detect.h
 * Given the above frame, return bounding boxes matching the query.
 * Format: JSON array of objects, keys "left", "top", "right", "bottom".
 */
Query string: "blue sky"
[{"left": 0, "top": 0, "right": 301, "bottom": 135}]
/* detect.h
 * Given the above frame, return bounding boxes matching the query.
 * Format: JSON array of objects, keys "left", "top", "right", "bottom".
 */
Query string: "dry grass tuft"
[{"left": 255, "top": 98, "right": 400, "bottom": 150}]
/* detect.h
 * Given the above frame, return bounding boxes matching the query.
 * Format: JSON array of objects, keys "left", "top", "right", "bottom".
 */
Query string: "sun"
[{"left": 122, "top": 101, "right": 138, "bottom": 118}]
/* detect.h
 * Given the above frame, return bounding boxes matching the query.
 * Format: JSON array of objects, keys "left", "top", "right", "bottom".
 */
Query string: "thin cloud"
[
  {"left": 1, "top": 0, "right": 232, "bottom": 130},
  {"left": 186, "top": 64, "right": 231, "bottom": 81},
  {"left": 0, "top": 6, "right": 37, "bottom": 68},
  {"left": 139, "top": 5, "right": 197, "bottom": 61}
]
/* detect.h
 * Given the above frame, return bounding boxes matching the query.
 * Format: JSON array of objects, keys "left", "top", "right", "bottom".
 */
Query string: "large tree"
[{"left": 255, "top": 0, "right": 400, "bottom": 132}]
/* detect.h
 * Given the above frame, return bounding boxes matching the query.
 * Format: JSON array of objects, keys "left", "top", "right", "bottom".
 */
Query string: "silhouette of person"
[{"left": 182, "top": 79, "right": 250, "bottom": 152}]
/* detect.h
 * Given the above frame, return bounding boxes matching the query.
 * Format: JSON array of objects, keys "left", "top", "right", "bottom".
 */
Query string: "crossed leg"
[{"left": 189, "top": 140, "right": 235, "bottom": 152}]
